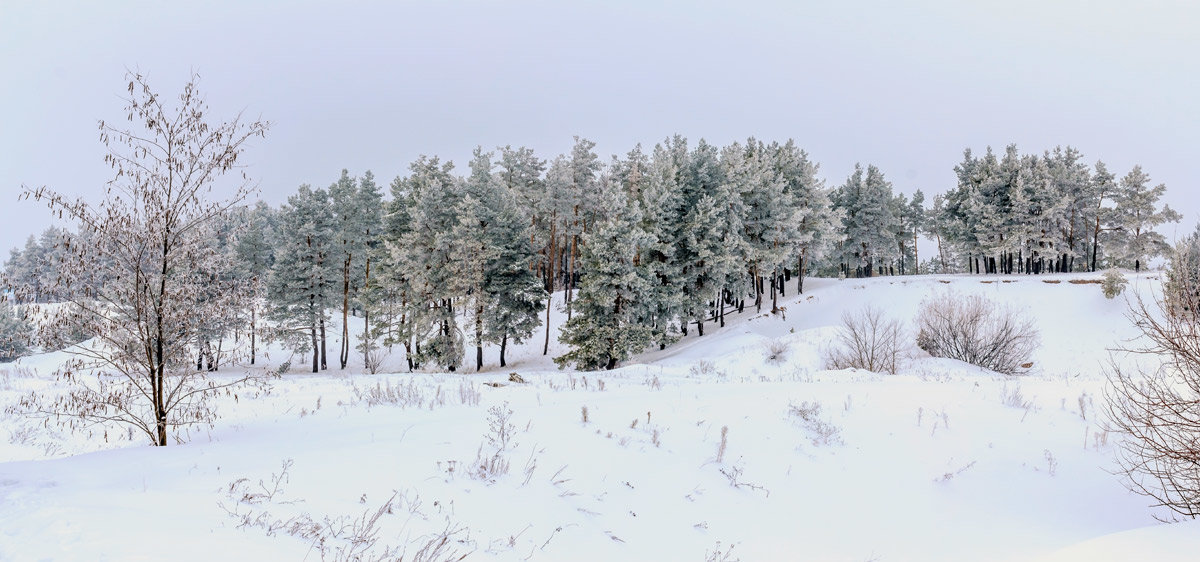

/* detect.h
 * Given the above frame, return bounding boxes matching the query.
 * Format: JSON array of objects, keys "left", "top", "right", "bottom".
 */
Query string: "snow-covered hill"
[{"left": 0, "top": 272, "right": 1194, "bottom": 561}]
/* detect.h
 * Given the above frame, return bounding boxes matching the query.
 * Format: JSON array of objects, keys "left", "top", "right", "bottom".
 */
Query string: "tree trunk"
[
  {"left": 362, "top": 255, "right": 372, "bottom": 369},
  {"left": 567, "top": 233, "right": 577, "bottom": 320},
  {"left": 341, "top": 258, "right": 350, "bottom": 369},
  {"left": 311, "top": 323, "right": 319, "bottom": 373},
  {"left": 770, "top": 270, "right": 779, "bottom": 314},
  {"left": 250, "top": 307, "right": 256, "bottom": 365},
  {"left": 500, "top": 333, "right": 508, "bottom": 367},
  {"left": 543, "top": 292, "right": 552, "bottom": 356},
  {"left": 319, "top": 317, "right": 328, "bottom": 370},
  {"left": 475, "top": 304, "right": 484, "bottom": 371}
]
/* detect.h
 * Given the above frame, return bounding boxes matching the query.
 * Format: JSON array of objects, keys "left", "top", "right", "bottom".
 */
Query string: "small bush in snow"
[
  {"left": 915, "top": 291, "right": 1039, "bottom": 375},
  {"left": 1000, "top": 382, "right": 1033, "bottom": 410},
  {"left": 788, "top": 401, "right": 844, "bottom": 446},
  {"left": 690, "top": 360, "right": 720, "bottom": 378},
  {"left": 762, "top": 339, "right": 790, "bottom": 366},
  {"left": 824, "top": 305, "right": 903, "bottom": 374},
  {"left": 354, "top": 379, "right": 424, "bottom": 408},
  {"left": 1102, "top": 269, "right": 1128, "bottom": 299}
]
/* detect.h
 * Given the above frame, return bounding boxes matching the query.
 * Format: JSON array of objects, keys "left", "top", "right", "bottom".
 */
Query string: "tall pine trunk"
[
  {"left": 319, "top": 317, "right": 328, "bottom": 370},
  {"left": 311, "top": 322, "right": 319, "bottom": 373},
  {"left": 340, "top": 257, "right": 350, "bottom": 369},
  {"left": 250, "top": 307, "right": 256, "bottom": 365},
  {"left": 475, "top": 304, "right": 484, "bottom": 371},
  {"left": 543, "top": 221, "right": 556, "bottom": 356},
  {"left": 362, "top": 255, "right": 372, "bottom": 369},
  {"left": 500, "top": 333, "right": 508, "bottom": 367}
]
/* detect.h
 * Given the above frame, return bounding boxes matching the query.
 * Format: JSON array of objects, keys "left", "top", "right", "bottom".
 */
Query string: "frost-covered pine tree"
[
  {"left": 483, "top": 184, "right": 547, "bottom": 368},
  {"left": 350, "top": 171, "right": 384, "bottom": 368},
  {"left": 496, "top": 145, "right": 552, "bottom": 356},
  {"left": 834, "top": 164, "right": 898, "bottom": 277},
  {"left": 637, "top": 137, "right": 688, "bottom": 348},
  {"left": 1047, "top": 146, "right": 1095, "bottom": 272},
  {"left": 1106, "top": 165, "right": 1181, "bottom": 271},
  {"left": 266, "top": 185, "right": 338, "bottom": 373},
  {"left": 362, "top": 174, "right": 420, "bottom": 370},
  {"left": 555, "top": 189, "right": 652, "bottom": 371},
  {"left": 233, "top": 201, "right": 275, "bottom": 365},
  {"left": 1088, "top": 161, "right": 1118, "bottom": 271},
  {"left": 451, "top": 148, "right": 505, "bottom": 371},
  {"left": 677, "top": 139, "right": 731, "bottom": 335},
  {"left": 738, "top": 139, "right": 800, "bottom": 311},
  {"left": 329, "top": 169, "right": 384, "bottom": 369},
  {"left": 774, "top": 140, "right": 836, "bottom": 293},
  {"left": 394, "top": 156, "right": 465, "bottom": 371},
  {"left": 0, "top": 300, "right": 31, "bottom": 362}
]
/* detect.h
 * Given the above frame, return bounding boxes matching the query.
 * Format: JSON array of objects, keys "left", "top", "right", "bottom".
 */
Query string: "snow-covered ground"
[{"left": 1, "top": 272, "right": 1195, "bottom": 561}]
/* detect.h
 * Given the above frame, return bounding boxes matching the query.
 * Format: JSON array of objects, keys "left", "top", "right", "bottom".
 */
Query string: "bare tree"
[
  {"left": 9, "top": 72, "right": 269, "bottom": 446},
  {"left": 825, "top": 305, "right": 903, "bottom": 374},
  {"left": 1107, "top": 248, "right": 1200, "bottom": 519}
]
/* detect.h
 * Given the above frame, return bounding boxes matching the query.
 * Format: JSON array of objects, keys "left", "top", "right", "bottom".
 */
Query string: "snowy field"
[{"left": 2, "top": 273, "right": 1198, "bottom": 561}]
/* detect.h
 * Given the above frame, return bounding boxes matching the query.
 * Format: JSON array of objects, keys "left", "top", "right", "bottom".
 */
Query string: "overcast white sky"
[{"left": 1, "top": 0, "right": 1197, "bottom": 253}]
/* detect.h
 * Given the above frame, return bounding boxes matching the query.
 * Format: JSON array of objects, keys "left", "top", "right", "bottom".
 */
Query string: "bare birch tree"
[{"left": 9, "top": 72, "right": 269, "bottom": 446}]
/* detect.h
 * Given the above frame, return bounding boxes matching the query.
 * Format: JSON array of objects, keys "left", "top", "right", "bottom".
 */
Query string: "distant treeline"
[{"left": 3, "top": 138, "right": 1178, "bottom": 371}]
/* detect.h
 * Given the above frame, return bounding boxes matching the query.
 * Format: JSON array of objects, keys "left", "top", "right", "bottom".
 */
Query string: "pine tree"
[
  {"left": 452, "top": 148, "right": 505, "bottom": 371},
  {"left": 1106, "top": 166, "right": 1181, "bottom": 271},
  {"left": 0, "top": 300, "right": 30, "bottom": 362},
  {"left": 637, "top": 137, "right": 688, "bottom": 348},
  {"left": 483, "top": 187, "right": 546, "bottom": 367},
  {"left": 677, "top": 139, "right": 729, "bottom": 335},
  {"left": 775, "top": 140, "right": 836, "bottom": 293},
  {"left": 352, "top": 171, "right": 385, "bottom": 369},
  {"left": 362, "top": 174, "right": 420, "bottom": 370},
  {"left": 496, "top": 145, "right": 551, "bottom": 356},
  {"left": 394, "top": 156, "right": 465, "bottom": 372},
  {"left": 233, "top": 201, "right": 275, "bottom": 365},
  {"left": 834, "top": 164, "right": 898, "bottom": 277},
  {"left": 1088, "top": 161, "right": 1118, "bottom": 271},
  {"left": 739, "top": 139, "right": 799, "bottom": 311},
  {"left": 555, "top": 190, "right": 652, "bottom": 371},
  {"left": 267, "top": 185, "right": 337, "bottom": 373}
]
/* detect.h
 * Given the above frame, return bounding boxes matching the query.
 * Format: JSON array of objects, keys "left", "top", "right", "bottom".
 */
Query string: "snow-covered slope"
[{"left": 0, "top": 272, "right": 1194, "bottom": 561}]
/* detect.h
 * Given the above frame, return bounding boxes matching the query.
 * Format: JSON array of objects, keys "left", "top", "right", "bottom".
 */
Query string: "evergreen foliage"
[{"left": 0, "top": 300, "right": 30, "bottom": 362}]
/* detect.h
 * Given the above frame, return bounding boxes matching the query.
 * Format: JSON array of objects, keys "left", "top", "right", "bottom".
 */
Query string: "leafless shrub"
[
  {"left": 787, "top": 401, "right": 844, "bottom": 446},
  {"left": 580, "top": 405, "right": 589, "bottom": 424},
  {"left": 1106, "top": 265, "right": 1200, "bottom": 520},
  {"left": 363, "top": 348, "right": 385, "bottom": 375},
  {"left": 704, "top": 541, "right": 740, "bottom": 562},
  {"left": 354, "top": 379, "right": 425, "bottom": 408},
  {"left": 690, "top": 360, "right": 720, "bottom": 378},
  {"left": 457, "top": 380, "right": 480, "bottom": 406},
  {"left": 471, "top": 402, "right": 518, "bottom": 482},
  {"left": 1000, "top": 383, "right": 1033, "bottom": 410},
  {"left": 824, "top": 305, "right": 903, "bottom": 374},
  {"left": 762, "top": 339, "right": 790, "bottom": 366},
  {"left": 915, "top": 291, "right": 1039, "bottom": 375},
  {"left": 221, "top": 463, "right": 473, "bottom": 561},
  {"left": 934, "top": 460, "right": 977, "bottom": 483},
  {"left": 718, "top": 464, "right": 769, "bottom": 497},
  {"left": 1043, "top": 449, "right": 1058, "bottom": 476}
]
